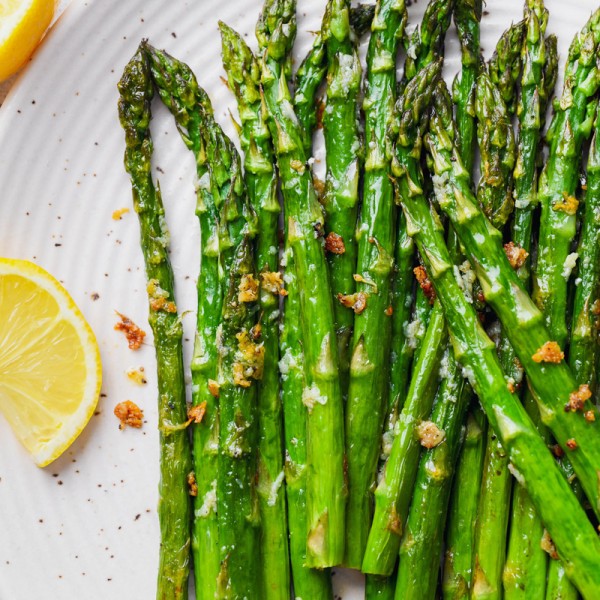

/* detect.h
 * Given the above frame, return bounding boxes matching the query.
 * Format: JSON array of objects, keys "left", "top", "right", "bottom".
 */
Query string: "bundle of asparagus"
[{"left": 117, "top": 0, "right": 600, "bottom": 598}]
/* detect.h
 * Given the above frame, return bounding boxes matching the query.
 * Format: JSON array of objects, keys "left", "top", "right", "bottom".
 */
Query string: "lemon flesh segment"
[
  {"left": 0, "top": 0, "right": 55, "bottom": 82},
  {"left": 0, "top": 258, "right": 102, "bottom": 466}
]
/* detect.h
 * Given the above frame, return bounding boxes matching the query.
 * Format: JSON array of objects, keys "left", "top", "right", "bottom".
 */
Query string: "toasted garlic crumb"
[
  {"left": 414, "top": 265, "right": 436, "bottom": 304},
  {"left": 337, "top": 291, "right": 367, "bottom": 314},
  {"left": 566, "top": 384, "right": 592, "bottom": 412},
  {"left": 114, "top": 400, "right": 144, "bottom": 429},
  {"left": 553, "top": 192, "right": 579, "bottom": 215},
  {"left": 566, "top": 438, "right": 578, "bottom": 450},
  {"left": 208, "top": 380, "right": 220, "bottom": 398},
  {"left": 114, "top": 312, "right": 146, "bottom": 350},
  {"left": 188, "top": 402, "right": 207, "bottom": 424},
  {"left": 232, "top": 330, "right": 265, "bottom": 387},
  {"left": 238, "top": 274, "right": 259, "bottom": 303},
  {"left": 532, "top": 341, "right": 564, "bottom": 364},
  {"left": 325, "top": 232, "right": 346, "bottom": 255},
  {"left": 584, "top": 410, "right": 596, "bottom": 423},
  {"left": 187, "top": 472, "right": 198, "bottom": 497},
  {"left": 290, "top": 159, "right": 306, "bottom": 173},
  {"left": 147, "top": 279, "right": 177, "bottom": 313},
  {"left": 541, "top": 530, "right": 559, "bottom": 560},
  {"left": 261, "top": 271, "right": 287, "bottom": 296},
  {"left": 504, "top": 241, "right": 529, "bottom": 269},
  {"left": 416, "top": 421, "right": 445, "bottom": 449}
]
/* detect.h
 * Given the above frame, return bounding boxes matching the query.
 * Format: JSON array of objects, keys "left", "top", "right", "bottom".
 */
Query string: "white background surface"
[{"left": 0, "top": 0, "right": 597, "bottom": 598}]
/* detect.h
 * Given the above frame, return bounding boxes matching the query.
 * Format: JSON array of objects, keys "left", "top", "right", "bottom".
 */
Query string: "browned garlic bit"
[
  {"left": 325, "top": 232, "right": 346, "bottom": 255},
  {"left": 337, "top": 291, "right": 367, "bottom": 314},
  {"left": 114, "top": 400, "right": 144, "bottom": 429},
  {"left": 114, "top": 311, "right": 146, "bottom": 350},
  {"left": 531, "top": 341, "right": 564, "bottom": 364},
  {"left": 503, "top": 241, "right": 529, "bottom": 269}
]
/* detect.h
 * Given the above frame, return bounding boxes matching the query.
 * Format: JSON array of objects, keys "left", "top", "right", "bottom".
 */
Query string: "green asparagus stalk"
[
  {"left": 293, "top": 3, "right": 375, "bottom": 154},
  {"left": 402, "top": 0, "right": 455, "bottom": 86},
  {"left": 442, "top": 407, "right": 487, "bottom": 599},
  {"left": 471, "top": 430, "right": 512, "bottom": 600},
  {"left": 279, "top": 245, "right": 333, "bottom": 598},
  {"left": 568, "top": 112, "right": 600, "bottom": 396},
  {"left": 321, "top": 0, "right": 363, "bottom": 394},
  {"left": 453, "top": 0, "right": 483, "bottom": 176},
  {"left": 470, "top": 32, "right": 522, "bottom": 597},
  {"left": 475, "top": 69, "right": 517, "bottom": 229},
  {"left": 533, "top": 7, "right": 600, "bottom": 349},
  {"left": 293, "top": 30, "right": 325, "bottom": 155},
  {"left": 503, "top": 5, "right": 555, "bottom": 597},
  {"left": 215, "top": 234, "right": 262, "bottom": 600},
  {"left": 442, "top": 5, "right": 483, "bottom": 594},
  {"left": 364, "top": 301, "right": 447, "bottom": 575},
  {"left": 385, "top": 278, "right": 432, "bottom": 461},
  {"left": 426, "top": 80, "right": 600, "bottom": 520},
  {"left": 487, "top": 21, "right": 526, "bottom": 116},
  {"left": 385, "top": 0, "right": 454, "bottom": 462},
  {"left": 360, "top": 59, "right": 443, "bottom": 576},
  {"left": 402, "top": 85, "right": 600, "bottom": 598},
  {"left": 502, "top": 399, "right": 548, "bottom": 598},
  {"left": 545, "top": 98, "right": 600, "bottom": 600},
  {"left": 394, "top": 348, "right": 471, "bottom": 600},
  {"left": 144, "top": 44, "right": 249, "bottom": 598},
  {"left": 219, "top": 24, "right": 291, "bottom": 600},
  {"left": 257, "top": 0, "right": 346, "bottom": 568},
  {"left": 117, "top": 45, "right": 192, "bottom": 600},
  {"left": 385, "top": 218, "right": 417, "bottom": 437},
  {"left": 342, "top": 0, "right": 408, "bottom": 568},
  {"left": 366, "top": 574, "right": 397, "bottom": 600}
]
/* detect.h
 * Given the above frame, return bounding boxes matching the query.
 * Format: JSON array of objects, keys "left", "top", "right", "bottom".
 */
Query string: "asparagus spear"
[
  {"left": 487, "top": 21, "right": 526, "bottom": 116},
  {"left": 256, "top": 0, "right": 346, "bottom": 568},
  {"left": 442, "top": 5, "right": 483, "bottom": 594},
  {"left": 545, "top": 100, "right": 600, "bottom": 600},
  {"left": 533, "top": 7, "right": 600, "bottom": 349},
  {"left": 471, "top": 35, "right": 522, "bottom": 597},
  {"left": 475, "top": 69, "right": 517, "bottom": 229},
  {"left": 395, "top": 351, "right": 471, "bottom": 600},
  {"left": 403, "top": 84, "right": 600, "bottom": 598},
  {"left": 567, "top": 100, "right": 600, "bottom": 397},
  {"left": 279, "top": 245, "right": 333, "bottom": 598},
  {"left": 321, "top": 0, "right": 363, "bottom": 394},
  {"left": 453, "top": 0, "right": 483, "bottom": 176},
  {"left": 342, "top": 0, "right": 408, "bottom": 568},
  {"left": 426, "top": 79, "right": 600, "bottom": 520},
  {"left": 442, "top": 407, "right": 486, "bottom": 599},
  {"left": 503, "top": 5, "right": 556, "bottom": 597},
  {"left": 215, "top": 234, "right": 262, "bottom": 600},
  {"left": 402, "top": 0, "right": 455, "bottom": 86},
  {"left": 293, "top": 3, "right": 375, "bottom": 154},
  {"left": 385, "top": 0, "right": 454, "bottom": 463},
  {"left": 144, "top": 44, "right": 245, "bottom": 598},
  {"left": 363, "top": 301, "right": 447, "bottom": 575},
  {"left": 219, "top": 24, "right": 291, "bottom": 600},
  {"left": 117, "top": 45, "right": 192, "bottom": 600},
  {"left": 366, "top": 574, "right": 397, "bottom": 600},
  {"left": 293, "top": 29, "right": 326, "bottom": 155},
  {"left": 360, "top": 59, "right": 443, "bottom": 576}
]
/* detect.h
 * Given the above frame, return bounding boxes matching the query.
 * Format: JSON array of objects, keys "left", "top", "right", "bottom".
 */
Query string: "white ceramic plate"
[{"left": 0, "top": 0, "right": 596, "bottom": 598}]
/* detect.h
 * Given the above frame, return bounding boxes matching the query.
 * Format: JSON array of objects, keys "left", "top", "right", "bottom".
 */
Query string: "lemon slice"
[
  {"left": 0, "top": 258, "right": 102, "bottom": 466},
  {"left": 0, "top": 0, "right": 55, "bottom": 82}
]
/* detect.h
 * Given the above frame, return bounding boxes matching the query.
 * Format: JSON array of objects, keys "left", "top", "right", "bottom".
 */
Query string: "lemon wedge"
[
  {"left": 0, "top": 258, "right": 102, "bottom": 466},
  {"left": 0, "top": 0, "right": 55, "bottom": 82}
]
